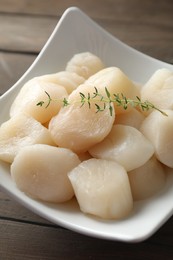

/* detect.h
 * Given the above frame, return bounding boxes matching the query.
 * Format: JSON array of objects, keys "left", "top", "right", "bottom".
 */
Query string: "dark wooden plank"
[
  {"left": 1, "top": 187, "right": 173, "bottom": 245},
  {"left": 0, "top": 15, "right": 57, "bottom": 52},
  {"left": 0, "top": 19, "right": 172, "bottom": 95},
  {"left": 0, "top": 52, "right": 36, "bottom": 95},
  {"left": 0, "top": 0, "right": 172, "bottom": 22},
  {"left": 0, "top": 0, "right": 173, "bottom": 63},
  {"left": 0, "top": 219, "right": 173, "bottom": 260},
  {"left": 0, "top": 190, "right": 51, "bottom": 225},
  {"left": 0, "top": 7, "right": 172, "bottom": 63},
  {"left": 1, "top": 185, "right": 173, "bottom": 245}
]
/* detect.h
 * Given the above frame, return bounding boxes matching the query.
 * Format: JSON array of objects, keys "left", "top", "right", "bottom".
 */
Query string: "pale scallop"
[
  {"left": 66, "top": 52, "right": 105, "bottom": 79},
  {"left": 11, "top": 145, "right": 81, "bottom": 203},
  {"left": 114, "top": 108, "right": 145, "bottom": 129},
  {"left": 140, "top": 109, "right": 173, "bottom": 167},
  {"left": 141, "top": 68, "right": 173, "bottom": 113},
  {"left": 49, "top": 84, "right": 115, "bottom": 153},
  {"left": 0, "top": 113, "right": 55, "bottom": 163},
  {"left": 128, "top": 156, "right": 166, "bottom": 200},
  {"left": 68, "top": 158, "right": 133, "bottom": 219},
  {"left": 10, "top": 78, "right": 68, "bottom": 123},
  {"left": 89, "top": 124, "right": 154, "bottom": 171},
  {"left": 86, "top": 67, "right": 140, "bottom": 114},
  {"left": 36, "top": 71, "right": 85, "bottom": 94}
]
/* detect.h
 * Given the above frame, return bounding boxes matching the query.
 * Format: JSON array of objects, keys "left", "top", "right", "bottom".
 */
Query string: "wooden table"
[{"left": 0, "top": 1, "right": 173, "bottom": 259}]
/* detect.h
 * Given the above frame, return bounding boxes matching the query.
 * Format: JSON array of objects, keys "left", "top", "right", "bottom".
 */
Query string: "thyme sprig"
[
  {"left": 37, "top": 91, "right": 52, "bottom": 108},
  {"left": 37, "top": 91, "right": 70, "bottom": 108},
  {"left": 36, "top": 87, "right": 167, "bottom": 116}
]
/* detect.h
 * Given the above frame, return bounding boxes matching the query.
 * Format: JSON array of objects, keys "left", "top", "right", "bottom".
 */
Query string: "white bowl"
[{"left": 0, "top": 7, "right": 173, "bottom": 242}]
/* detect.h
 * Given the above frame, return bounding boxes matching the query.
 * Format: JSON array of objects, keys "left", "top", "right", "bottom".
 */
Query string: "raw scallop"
[
  {"left": 86, "top": 67, "right": 140, "bottom": 114},
  {"left": 11, "top": 144, "right": 81, "bottom": 203},
  {"left": 68, "top": 158, "right": 133, "bottom": 219},
  {"left": 66, "top": 52, "right": 105, "bottom": 79},
  {"left": 36, "top": 71, "right": 85, "bottom": 94},
  {"left": 49, "top": 84, "right": 115, "bottom": 153},
  {"left": 141, "top": 68, "right": 173, "bottom": 113},
  {"left": 114, "top": 108, "right": 145, "bottom": 129},
  {"left": 89, "top": 124, "right": 154, "bottom": 171},
  {"left": 10, "top": 78, "right": 68, "bottom": 123},
  {"left": 0, "top": 113, "right": 55, "bottom": 163},
  {"left": 128, "top": 156, "right": 166, "bottom": 200},
  {"left": 140, "top": 109, "right": 173, "bottom": 167}
]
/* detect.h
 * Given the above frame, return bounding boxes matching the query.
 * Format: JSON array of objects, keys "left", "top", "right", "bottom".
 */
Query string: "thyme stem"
[{"left": 36, "top": 87, "right": 167, "bottom": 117}]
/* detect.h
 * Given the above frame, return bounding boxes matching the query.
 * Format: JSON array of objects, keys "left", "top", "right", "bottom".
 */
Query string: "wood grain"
[
  {"left": 0, "top": 52, "right": 35, "bottom": 95},
  {"left": 0, "top": 190, "right": 51, "bottom": 224},
  {"left": 0, "top": 0, "right": 172, "bottom": 93},
  {"left": 0, "top": 14, "right": 57, "bottom": 52},
  {"left": 0, "top": 219, "right": 173, "bottom": 260},
  {"left": 0, "top": 0, "right": 172, "bottom": 21},
  {"left": 0, "top": 0, "right": 172, "bottom": 59}
]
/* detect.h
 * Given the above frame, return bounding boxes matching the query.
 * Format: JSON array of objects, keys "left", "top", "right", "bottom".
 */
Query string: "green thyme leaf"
[{"left": 36, "top": 87, "right": 167, "bottom": 117}]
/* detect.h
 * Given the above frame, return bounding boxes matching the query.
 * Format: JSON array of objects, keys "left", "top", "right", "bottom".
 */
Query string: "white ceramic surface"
[{"left": 0, "top": 7, "right": 173, "bottom": 242}]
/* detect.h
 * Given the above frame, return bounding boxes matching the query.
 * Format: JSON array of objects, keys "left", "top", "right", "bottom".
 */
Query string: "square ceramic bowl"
[{"left": 0, "top": 7, "right": 173, "bottom": 242}]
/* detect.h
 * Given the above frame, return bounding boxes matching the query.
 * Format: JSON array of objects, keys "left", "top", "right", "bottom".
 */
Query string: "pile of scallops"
[{"left": 0, "top": 52, "right": 173, "bottom": 220}]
